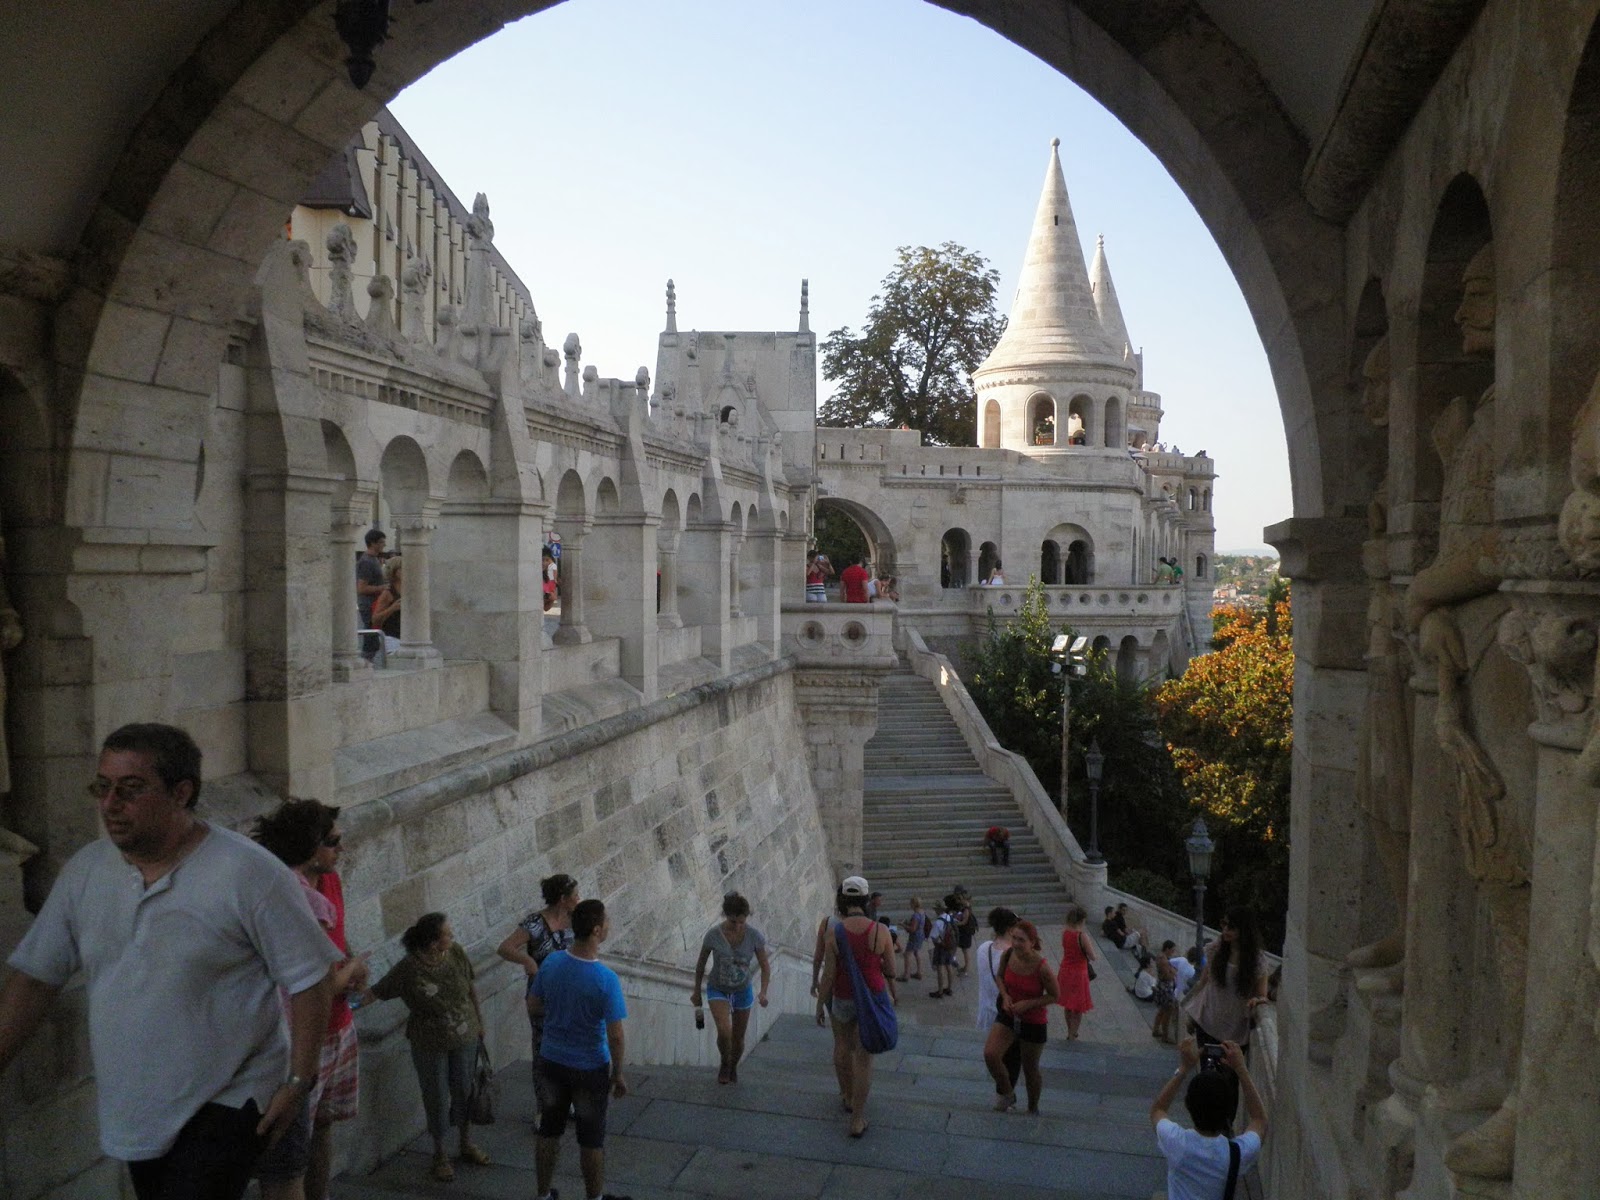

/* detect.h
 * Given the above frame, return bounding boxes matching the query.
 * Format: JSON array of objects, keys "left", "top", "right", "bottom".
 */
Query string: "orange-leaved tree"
[{"left": 1155, "top": 586, "right": 1293, "bottom": 950}]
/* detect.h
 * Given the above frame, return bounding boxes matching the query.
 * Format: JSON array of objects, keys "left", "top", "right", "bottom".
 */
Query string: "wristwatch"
[{"left": 285, "top": 1072, "right": 319, "bottom": 1093}]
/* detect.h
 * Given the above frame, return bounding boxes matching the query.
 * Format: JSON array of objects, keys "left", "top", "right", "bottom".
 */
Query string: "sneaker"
[
  {"left": 928, "top": 989, "right": 945, "bottom": 999},
  {"left": 459, "top": 1143, "right": 490, "bottom": 1165},
  {"left": 430, "top": 1151, "right": 455, "bottom": 1182}
]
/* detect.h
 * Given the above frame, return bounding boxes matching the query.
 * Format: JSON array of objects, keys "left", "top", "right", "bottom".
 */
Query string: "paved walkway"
[{"left": 333, "top": 946, "right": 1185, "bottom": 1200}]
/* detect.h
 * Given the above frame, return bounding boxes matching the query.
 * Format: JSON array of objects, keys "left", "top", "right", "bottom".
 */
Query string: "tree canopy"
[
  {"left": 1155, "top": 593, "right": 1295, "bottom": 949},
  {"left": 817, "top": 243, "right": 1006, "bottom": 447}
]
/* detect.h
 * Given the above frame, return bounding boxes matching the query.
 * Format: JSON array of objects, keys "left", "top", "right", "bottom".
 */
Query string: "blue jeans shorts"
[{"left": 706, "top": 983, "right": 755, "bottom": 1011}]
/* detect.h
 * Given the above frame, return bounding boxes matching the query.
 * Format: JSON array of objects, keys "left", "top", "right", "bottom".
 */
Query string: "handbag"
[
  {"left": 1081, "top": 932, "right": 1097, "bottom": 981},
  {"left": 835, "top": 922, "right": 899, "bottom": 1053},
  {"left": 466, "top": 1038, "right": 498, "bottom": 1125}
]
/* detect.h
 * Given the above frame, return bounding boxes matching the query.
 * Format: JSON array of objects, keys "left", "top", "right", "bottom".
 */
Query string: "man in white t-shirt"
[
  {"left": 1149, "top": 1037, "right": 1267, "bottom": 1200},
  {"left": 0, "top": 723, "right": 340, "bottom": 1200}
]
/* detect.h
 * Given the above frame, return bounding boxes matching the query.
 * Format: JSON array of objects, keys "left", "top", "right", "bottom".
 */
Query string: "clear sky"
[{"left": 392, "top": 0, "right": 1291, "bottom": 553}]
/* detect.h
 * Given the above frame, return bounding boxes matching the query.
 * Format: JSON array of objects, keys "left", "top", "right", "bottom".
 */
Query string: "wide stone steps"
[
  {"left": 863, "top": 668, "right": 1078, "bottom": 924},
  {"left": 336, "top": 1014, "right": 1172, "bottom": 1200}
]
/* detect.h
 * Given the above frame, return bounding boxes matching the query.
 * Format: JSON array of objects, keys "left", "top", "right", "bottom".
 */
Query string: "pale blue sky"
[{"left": 393, "top": 0, "right": 1290, "bottom": 552}]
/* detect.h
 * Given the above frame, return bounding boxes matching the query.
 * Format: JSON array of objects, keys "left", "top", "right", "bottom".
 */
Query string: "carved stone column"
[
  {"left": 728, "top": 534, "right": 745, "bottom": 619},
  {"left": 391, "top": 515, "right": 441, "bottom": 666},
  {"left": 1494, "top": 591, "right": 1600, "bottom": 1200},
  {"left": 553, "top": 523, "right": 592, "bottom": 646},
  {"left": 330, "top": 497, "right": 373, "bottom": 681},
  {"left": 658, "top": 541, "right": 682, "bottom": 630}
]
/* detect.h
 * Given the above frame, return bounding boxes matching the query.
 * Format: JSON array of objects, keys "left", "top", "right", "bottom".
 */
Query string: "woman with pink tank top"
[{"left": 814, "top": 875, "right": 897, "bottom": 1138}]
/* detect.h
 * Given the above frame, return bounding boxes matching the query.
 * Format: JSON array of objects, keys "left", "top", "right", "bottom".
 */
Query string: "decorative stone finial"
[
  {"left": 799, "top": 278, "right": 810, "bottom": 333},
  {"left": 665, "top": 279, "right": 678, "bottom": 333},
  {"left": 1051, "top": 136, "right": 1060, "bottom": 148},
  {"left": 326, "top": 222, "right": 359, "bottom": 323}
]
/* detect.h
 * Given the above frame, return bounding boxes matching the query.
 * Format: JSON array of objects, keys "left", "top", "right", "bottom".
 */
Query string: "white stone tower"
[{"left": 972, "top": 138, "right": 1144, "bottom": 455}]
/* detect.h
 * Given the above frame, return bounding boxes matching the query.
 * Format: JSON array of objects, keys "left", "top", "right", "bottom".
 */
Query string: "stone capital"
[{"left": 1264, "top": 515, "right": 1368, "bottom": 582}]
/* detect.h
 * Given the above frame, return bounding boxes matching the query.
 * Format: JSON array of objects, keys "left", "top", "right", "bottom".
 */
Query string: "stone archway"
[{"left": 814, "top": 496, "right": 898, "bottom": 576}]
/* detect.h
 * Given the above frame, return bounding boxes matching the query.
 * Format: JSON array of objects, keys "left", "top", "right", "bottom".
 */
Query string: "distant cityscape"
[{"left": 1209, "top": 552, "right": 1282, "bottom": 605}]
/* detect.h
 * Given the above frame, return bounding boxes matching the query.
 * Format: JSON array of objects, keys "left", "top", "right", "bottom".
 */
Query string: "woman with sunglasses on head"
[
  {"left": 691, "top": 892, "right": 772, "bottom": 1084},
  {"left": 497, "top": 873, "right": 580, "bottom": 1096}
]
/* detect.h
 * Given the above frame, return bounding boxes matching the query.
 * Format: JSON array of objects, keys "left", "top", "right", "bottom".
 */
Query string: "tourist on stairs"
[
  {"left": 362, "top": 912, "right": 490, "bottom": 1181},
  {"left": 1056, "top": 905, "right": 1097, "bottom": 1040},
  {"left": 975, "top": 907, "right": 1023, "bottom": 1100},
  {"left": 985, "top": 919, "right": 1057, "bottom": 1113},
  {"left": 815, "top": 876, "right": 896, "bottom": 1137},
  {"left": 690, "top": 891, "right": 771, "bottom": 1084}
]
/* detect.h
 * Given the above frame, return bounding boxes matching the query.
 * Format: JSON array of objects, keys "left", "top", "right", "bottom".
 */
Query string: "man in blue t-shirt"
[{"left": 529, "top": 898, "right": 630, "bottom": 1200}]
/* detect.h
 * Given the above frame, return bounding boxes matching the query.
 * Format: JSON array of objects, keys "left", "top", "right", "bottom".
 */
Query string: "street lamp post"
[
  {"left": 1084, "top": 738, "right": 1105, "bottom": 864},
  {"left": 1050, "top": 634, "right": 1088, "bottom": 824},
  {"left": 1185, "top": 817, "right": 1214, "bottom": 954}
]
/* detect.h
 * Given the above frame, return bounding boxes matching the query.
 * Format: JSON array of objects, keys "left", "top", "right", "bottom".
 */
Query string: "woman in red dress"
[{"left": 1056, "top": 904, "right": 1097, "bottom": 1039}]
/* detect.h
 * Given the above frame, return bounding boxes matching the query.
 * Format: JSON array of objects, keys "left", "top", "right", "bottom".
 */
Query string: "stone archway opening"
[{"left": 814, "top": 496, "right": 896, "bottom": 580}]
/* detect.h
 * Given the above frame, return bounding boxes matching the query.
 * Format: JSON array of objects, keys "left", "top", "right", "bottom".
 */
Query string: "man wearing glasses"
[{"left": 0, "top": 723, "right": 341, "bottom": 1200}]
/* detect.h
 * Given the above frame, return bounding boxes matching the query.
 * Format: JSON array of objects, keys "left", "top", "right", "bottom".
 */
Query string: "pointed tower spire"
[
  {"left": 798, "top": 278, "right": 810, "bottom": 333},
  {"left": 1089, "top": 234, "right": 1131, "bottom": 356},
  {"left": 665, "top": 279, "right": 678, "bottom": 333},
  {"left": 977, "top": 138, "right": 1122, "bottom": 376}
]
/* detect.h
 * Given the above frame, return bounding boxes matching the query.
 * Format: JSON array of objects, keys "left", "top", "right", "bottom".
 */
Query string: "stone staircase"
[
  {"left": 333, "top": 1013, "right": 1172, "bottom": 1199},
  {"left": 863, "top": 667, "right": 1076, "bottom": 922}
]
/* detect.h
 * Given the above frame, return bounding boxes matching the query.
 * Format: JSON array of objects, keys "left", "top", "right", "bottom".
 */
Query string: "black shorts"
[
  {"left": 957, "top": 924, "right": 975, "bottom": 949},
  {"left": 996, "top": 1011, "right": 1048, "bottom": 1045},
  {"left": 534, "top": 1057, "right": 613, "bottom": 1149}
]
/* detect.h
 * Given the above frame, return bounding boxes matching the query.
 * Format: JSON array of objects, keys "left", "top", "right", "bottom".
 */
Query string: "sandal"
[
  {"left": 849, "top": 1121, "right": 869, "bottom": 1138},
  {"left": 431, "top": 1151, "right": 455, "bottom": 1182},
  {"left": 459, "top": 1143, "right": 490, "bottom": 1166},
  {"left": 994, "top": 1091, "right": 1017, "bottom": 1112}
]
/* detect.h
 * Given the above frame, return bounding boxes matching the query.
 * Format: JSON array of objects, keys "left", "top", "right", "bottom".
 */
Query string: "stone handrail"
[{"left": 898, "top": 624, "right": 1108, "bottom": 901}]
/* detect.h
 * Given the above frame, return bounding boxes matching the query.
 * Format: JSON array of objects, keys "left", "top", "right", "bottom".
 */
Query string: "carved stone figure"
[
  {"left": 325, "top": 222, "right": 359, "bottom": 323},
  {"left": 0, "top": 532, "right": 21, "bottom": 797},
  {"left": 1557, "top": 369, "right": 1600, "bottom": 781},
  {"left": 1347, "top": 335, "right": 1413, "bottom": 984},
  {"left": 400, "top": 251, "right": 432, "bottom": 343},
  {"left": 1404, "top": 243, "right": 1529, "bottom": 1181}
]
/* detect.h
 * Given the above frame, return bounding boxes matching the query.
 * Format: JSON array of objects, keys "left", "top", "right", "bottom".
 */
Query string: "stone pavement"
[{"left": 333, "top": 953, "right": 1189, "bottom": 1200}]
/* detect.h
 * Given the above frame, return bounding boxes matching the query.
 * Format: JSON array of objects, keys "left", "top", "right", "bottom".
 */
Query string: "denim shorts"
[
  {"left": 706, "top": 983, "right": 755, "bottom": 1011},
  {"left": 827, "top": 996, "right": 858, "bottom": 1024},
  {"left": 534, "top": 1057, "right": 613, "bottom": 1149}
]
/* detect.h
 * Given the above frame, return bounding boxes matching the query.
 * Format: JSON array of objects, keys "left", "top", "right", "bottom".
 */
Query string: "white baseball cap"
[{"left": 840, "top": 875, "right": 870, "bottom": 897}]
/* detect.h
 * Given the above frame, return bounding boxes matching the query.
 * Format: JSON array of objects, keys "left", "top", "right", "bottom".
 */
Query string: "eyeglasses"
[
  {"left": 322, "top": 834, "right": 343, "bottom": 849},
  {"left": 87, "top": 779, "right": 157, "bottom": 803}
]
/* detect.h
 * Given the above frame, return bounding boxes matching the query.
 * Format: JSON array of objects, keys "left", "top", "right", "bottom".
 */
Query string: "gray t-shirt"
[
  {"left": 8, "top": 823, "right": 341, "bottom": 1160},
  {"left": 701, "top": 923, "right": 767, "bottom": 991}
]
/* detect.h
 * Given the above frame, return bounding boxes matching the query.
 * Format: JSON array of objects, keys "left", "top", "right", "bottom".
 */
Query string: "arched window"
[
  {"left": 981, "top": 400, "right": 1001, "bottom": 449},
  {"left": 1202, "top": 487, "right": 1211, "bottom": 512},
  {"left": 1067, "top": 396, "right": 1091, "bottom": 446},
  {"left": 1187, "top": 487, "right": 1198, "bottom": 511},
  {"left": 1029, "top": 393, "right": 1057, "bottom": 445},
  {"left": 1040, "top": 540, "right": 1061, "bottom": 584},
  {"left": 1103, "top": 395, "right": 1124, "bottom": 448},
  {"left": 977, "top": 541, "right": 1000, "bottom": 583},
  {"left": 1065, "top": 539, "right": 1092, "bottom": 585},
  {"left": 941, "top": 528, "right": 971, "bottom": 589},
  {"left": 1196, "top": 554, "right": 1208, "bottom": 580}
]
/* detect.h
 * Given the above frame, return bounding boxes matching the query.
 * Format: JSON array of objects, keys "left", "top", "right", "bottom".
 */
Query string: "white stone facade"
[{"left": 816, "top": 143, "right": 1216, "bottom": 674}]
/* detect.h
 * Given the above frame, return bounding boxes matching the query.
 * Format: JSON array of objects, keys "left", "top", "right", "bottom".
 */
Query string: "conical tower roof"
[
  {"left": 977, "top": 139, "right": 1125, "bottom": 377},
  {"left": 1089, "top": 234, "right": 1132, "bottom": 360}
]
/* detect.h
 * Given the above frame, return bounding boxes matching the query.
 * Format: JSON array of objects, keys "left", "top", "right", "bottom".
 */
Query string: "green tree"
[
  {"left": 1157, "top": 592, "right": 1294, "bottom": 950},
  {"left": 965, "top": 581, "right": 1189, "bottom": 885},
  {"left": 813, "top": 507, "right": 868, "bottom": 573},
  {"left": 818, "top": 243, "right": 1006, "bottom": 447}
]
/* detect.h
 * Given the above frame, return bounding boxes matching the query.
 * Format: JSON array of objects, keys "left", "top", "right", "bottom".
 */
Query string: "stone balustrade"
[
  {"left": 779, "top": 603, "right": 898, "bottom": 670},
  {"left": 968, "top": 582, "right": 1183, "bottom": 618}
]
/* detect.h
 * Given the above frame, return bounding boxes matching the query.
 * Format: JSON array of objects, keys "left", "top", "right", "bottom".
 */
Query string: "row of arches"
[
  {"left": 979, "top": 391, "right": 1129, "bottom": 449},
  {"left": 938, "top": 527, "right": 1097, "bottom": 588}
]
